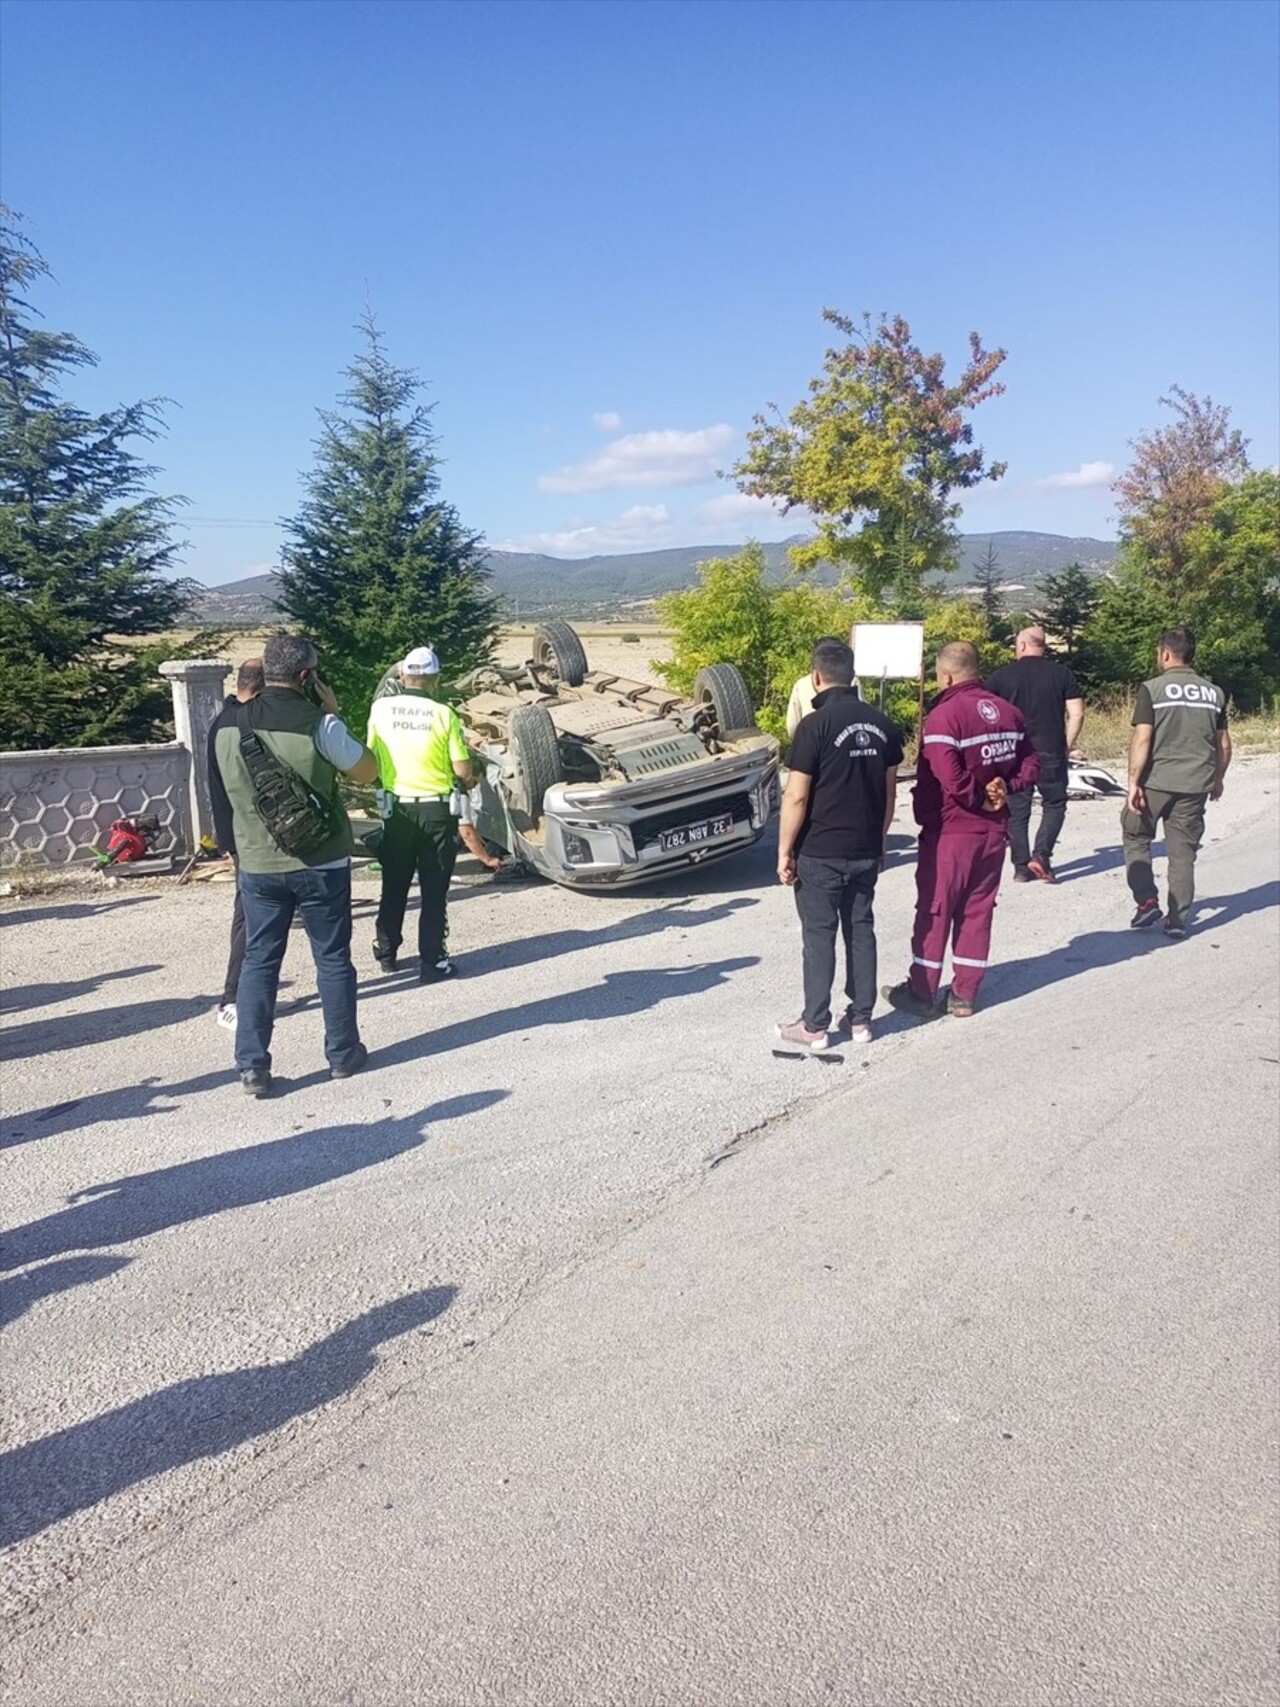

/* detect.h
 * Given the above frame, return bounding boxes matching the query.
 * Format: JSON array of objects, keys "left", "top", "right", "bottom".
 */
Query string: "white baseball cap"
[{"left": 401, "top": 645, "right": 441, "bottom": 675}]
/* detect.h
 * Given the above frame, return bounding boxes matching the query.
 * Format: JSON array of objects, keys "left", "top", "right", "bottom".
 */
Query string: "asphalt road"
[{"left": 2, "top": 760, "right": 1278, "bottom": 1706}]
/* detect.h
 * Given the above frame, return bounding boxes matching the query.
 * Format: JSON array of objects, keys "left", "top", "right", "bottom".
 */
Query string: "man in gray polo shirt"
[{"left": 1122, "top": 625, "right": 1231, "bottom": 937}]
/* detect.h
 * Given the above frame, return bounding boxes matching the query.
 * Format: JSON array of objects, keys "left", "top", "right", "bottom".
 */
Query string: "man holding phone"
[{"left": 212, "top": 633, "right": 379, "bottom": 1096}]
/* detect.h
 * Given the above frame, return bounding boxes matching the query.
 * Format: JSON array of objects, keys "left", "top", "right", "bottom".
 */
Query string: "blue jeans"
[{"left": 235, "top": 866, "right": 362, "bottom": 1073}]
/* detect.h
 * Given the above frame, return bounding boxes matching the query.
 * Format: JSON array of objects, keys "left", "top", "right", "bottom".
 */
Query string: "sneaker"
[
  {"left": 1163, "top": 917, "right": 1187, "bottom": 939},
  {"left": 330, "top": 1042, "right": 369, "bottom": 1080},
  {"left": 833, "top": 1008, "right": 873, "bottom": 1045},
  {"left": 775, "top": 1017, "right": 830, "bottom": 1053},
  {"left": 948, "top": 992, "right": 976, "bottom": 1019},
  {"left": 1028, "top": 856, "right": 1055, "bottom": 883},
  {"left": 215, "top": 1003, "right": 237, "bottom": 1030},
  {"left": 1012, "top": 866, "right": 1033, "bottom": 883},
  {"left": 240, "top": 1068, "right": 272, "bottom": 1098},
  {"left": 1130, "top": 898, "right": 1163, "bottom": 929},
  {"left": 881, "top": 981, "right": 942, "bottom": 1021},
  {"left": 420, "top": 957, "right": 457, "bottom": 984}
]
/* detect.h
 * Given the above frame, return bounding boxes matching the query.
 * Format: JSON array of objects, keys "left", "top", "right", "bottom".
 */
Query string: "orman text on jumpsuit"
[{"left": 908, "top": 681, "right": 1041, "bottom": 1005}]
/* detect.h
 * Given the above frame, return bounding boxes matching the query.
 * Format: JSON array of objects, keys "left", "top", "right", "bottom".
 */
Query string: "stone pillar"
[{"left": 161, "top": 659, "right": 231, "bottom": 848}]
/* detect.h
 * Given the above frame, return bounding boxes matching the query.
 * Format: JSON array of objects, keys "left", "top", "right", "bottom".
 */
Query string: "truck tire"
[
  {"left": 533, "top": 620, "right": 588, "bottom": 687},
  {"left": 505, "top": 704, "right": 564, "bottom": 820},
  {"left": 695, "top": 662, "right": 755, "bottom": 735}
]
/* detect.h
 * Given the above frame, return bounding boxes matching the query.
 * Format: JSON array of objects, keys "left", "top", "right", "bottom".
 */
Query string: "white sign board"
[{"left": 852, "top": 621, "right": 925, "bottom": 681}]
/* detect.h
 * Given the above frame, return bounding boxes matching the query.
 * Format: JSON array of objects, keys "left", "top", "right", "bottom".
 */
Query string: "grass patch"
[{"left": 1078, "top": 696, "right": 1280, "bottom": 766}]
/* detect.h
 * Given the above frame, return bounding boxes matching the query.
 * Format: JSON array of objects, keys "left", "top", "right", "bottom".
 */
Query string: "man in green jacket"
[
  {"left": 1123, "top": 626, "right": 1232, "bottom": 937},
  {"left": 213, "top": 633, "right": 379, "bottom": 1096}
]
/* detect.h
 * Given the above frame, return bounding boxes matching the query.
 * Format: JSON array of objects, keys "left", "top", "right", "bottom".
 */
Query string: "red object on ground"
[{"left": 97, "top": 814, "right": 161, "bottom": 865}]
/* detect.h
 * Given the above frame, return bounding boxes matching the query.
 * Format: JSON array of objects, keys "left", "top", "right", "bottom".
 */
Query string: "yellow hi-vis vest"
[{"left": 366, "top": 692, "right": 469, "bottom": 797}]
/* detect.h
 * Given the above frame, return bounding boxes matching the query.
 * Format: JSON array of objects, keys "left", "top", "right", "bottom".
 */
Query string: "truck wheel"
[
  {"left": 505, "top": 704, "right": 564, "bottom": 820},
  {"left": 695, "top": 663, "right": 755, "bottom": 735},
  {"left": 533, "top": 620, "right": 588, "bottom": 687}
]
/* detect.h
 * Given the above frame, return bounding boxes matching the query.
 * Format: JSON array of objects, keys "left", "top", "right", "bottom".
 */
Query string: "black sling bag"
[{"left": 237, "top": 707, "right": 344, "bottom": 860}]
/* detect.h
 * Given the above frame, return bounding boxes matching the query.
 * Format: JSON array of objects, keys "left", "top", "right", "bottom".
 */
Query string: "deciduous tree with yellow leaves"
[{"left": 732, "top": 309, "right": 1008, "bottom": 602}]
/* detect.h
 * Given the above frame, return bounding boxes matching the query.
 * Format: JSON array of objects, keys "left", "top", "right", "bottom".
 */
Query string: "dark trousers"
[
  {"left": 235, "top": 865, "right": 361, "bottom": 1074},
  {"left": 221, "top": 882, "right": 246, "bottom": 1006},
  {"left": 1121, "top": 789, "right": 1207, "bottom": 925},
  {"left": 908, "top": 825, "right": 1006, "bottom": 1003},
  {"left": 374, "top": 803, "right": 458, "bottom": 967},
  {"left": 794, "top": 854, "right": 881, "bottom": 1029},
  {"left": 1007, "top": 752, "right": 1068, "bottom": 870}
]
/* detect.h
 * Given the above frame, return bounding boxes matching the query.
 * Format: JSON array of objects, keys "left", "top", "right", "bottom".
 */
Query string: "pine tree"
[
  {"left": 0, "top": 206, "right": 191, "bottom": 749},
  {"left": 974, "top": 538, "right": 1012, "bottom": 644},
  {"left": 278, "top": 317, "right": 497, "bottom": 732},
  {"left": 1035, "top": 562, "right": 1101, "bottom": 665}
]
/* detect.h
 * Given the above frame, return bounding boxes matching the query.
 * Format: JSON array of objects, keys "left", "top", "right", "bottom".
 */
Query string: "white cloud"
[
  {"left": 538, "top": 424, "right": 735, "bottom": 494},
  {"left": 1034, "top": 460, "right": 1115, "bottom": 491},
  {"left": 694, "top": 492, "right": 793, "bottom": 527},
  {"left": 592, "top": 410, "right": 624, "bottom": 433},
  {"left": 496, "top": 504, "right": 673, "bottom": 557}
]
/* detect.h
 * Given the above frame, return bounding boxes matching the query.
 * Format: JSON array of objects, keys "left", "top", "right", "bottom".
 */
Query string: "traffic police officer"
[{"left": 366, "top": 645, "right": 474, "bottom": 981}]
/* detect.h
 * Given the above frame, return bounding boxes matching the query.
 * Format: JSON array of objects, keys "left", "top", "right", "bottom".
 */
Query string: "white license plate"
[{"left": 657, "top": 812, "right": 734, "bottom": 852}]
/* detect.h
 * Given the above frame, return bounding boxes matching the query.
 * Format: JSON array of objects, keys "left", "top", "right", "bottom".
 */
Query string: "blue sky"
[{"left": 2, "top": 0, "right": 1277, "bottom": 585}]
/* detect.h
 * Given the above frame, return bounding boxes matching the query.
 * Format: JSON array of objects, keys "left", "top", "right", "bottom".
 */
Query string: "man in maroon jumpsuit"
[{"left": 884, "top": 642, "right": 1040, "bottom": 1019}]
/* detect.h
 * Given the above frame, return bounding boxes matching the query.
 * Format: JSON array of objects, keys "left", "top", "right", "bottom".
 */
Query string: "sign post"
[{"left": 851, "top": 622, "right": 927, "bottom": 758}]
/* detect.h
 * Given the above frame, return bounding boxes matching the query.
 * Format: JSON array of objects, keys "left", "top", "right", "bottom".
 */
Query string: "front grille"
[{"left": 631, "top": 792, "right": 752, "bottom": 851}]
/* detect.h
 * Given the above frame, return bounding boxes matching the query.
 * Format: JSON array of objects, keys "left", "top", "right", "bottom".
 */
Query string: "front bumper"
[{"left": 526, "top": 749, "right": 779, "bottom": 889}]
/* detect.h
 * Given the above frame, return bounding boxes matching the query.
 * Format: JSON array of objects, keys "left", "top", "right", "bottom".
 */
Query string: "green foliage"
[
  {"left": 733, "top": 309, "right": 1008, "bottom": 601},
  {"left": 973, "top": 538, "right": 1013, "bottom": 646},
  {"left": 656, "top": 542, "right": 1006, "bottom": 744},
  {"left": 654, "top": 544, "right": 776, "bottom": 706},
  {"left": 1113, "top": 387, "right": 1249, "bottom": 601},
  {"left": 278, "top": 314, "right": 497, "bottom": 734},
  {"left": 0, "top": 206, "right": 192, "bottom": 749},
  {"left": 1034, "top": 562, "right": 1101, "bottom": 664},
  {"left": 1082, "top": 470, "right": 1279, "bottom": 709}
]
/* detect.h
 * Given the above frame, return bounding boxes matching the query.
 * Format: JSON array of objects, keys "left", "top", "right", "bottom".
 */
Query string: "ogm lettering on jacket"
[{"left": 1156, "top": 682, "right": 1222, "bottom": 706}]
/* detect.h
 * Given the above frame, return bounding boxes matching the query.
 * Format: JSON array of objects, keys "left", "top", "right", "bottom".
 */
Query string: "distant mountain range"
[{"left": 185, "top": 531, "right": 1118, "bottom": 626}]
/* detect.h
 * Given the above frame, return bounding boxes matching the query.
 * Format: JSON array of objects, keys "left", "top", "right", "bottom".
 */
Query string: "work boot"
[
  {"left": 374, "top": 945, "right": 398, "bottom": 974},
  {"left": 948, "top": 992, "right": 976, "bottom": 1019},
  {"left": 1027, "top": 856, "right": 1056, "bottom": 882},
  {"left": 240, "top": 1068, "right": 273, "bottom": 1098},
  {"left": 1012, "top": 865, "right": 1033, "bottom": 883},
  {"left": 330, "top": 1043, "right": 369, "bottom": 1080},
  {"left": 881, "top": 982, "right": 942, "bottom": 1021}
]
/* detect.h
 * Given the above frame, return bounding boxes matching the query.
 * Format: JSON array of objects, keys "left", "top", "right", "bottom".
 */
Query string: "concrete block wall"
[{"left": 0, "top": 744, "right": 193, "bottom": 869}]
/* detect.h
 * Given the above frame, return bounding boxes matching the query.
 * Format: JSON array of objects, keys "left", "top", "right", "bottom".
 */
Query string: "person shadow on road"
[{"left": 0, "top": 1286, "right": 457, "bottom": 1547}]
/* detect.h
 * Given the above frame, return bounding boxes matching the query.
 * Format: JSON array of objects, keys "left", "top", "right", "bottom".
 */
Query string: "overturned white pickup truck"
[{"left": 449, "top": 622, "right": 779, "bottom": 890}]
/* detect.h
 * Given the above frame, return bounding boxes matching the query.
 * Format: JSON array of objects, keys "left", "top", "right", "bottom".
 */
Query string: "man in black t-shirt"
[
  {"left": 985, "top": 626, "right": 1084, "bottom": 882},
  {"left": 776, "top": 639, "right": 904, "bottom": 1051}
]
